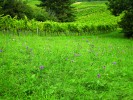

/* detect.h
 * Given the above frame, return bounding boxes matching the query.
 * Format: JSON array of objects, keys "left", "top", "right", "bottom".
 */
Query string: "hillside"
[
  {"left": 73, "top": 2, "right": 120, "bottom": 25},
  {"left": 26, "top": 0, "right": 120, "bottom": 25},
  {"left": 1, "top": 1, "right": 133, "bottom": 99},
  {"left": 0, "top": 1, "right": 120, "bottom": 35}
]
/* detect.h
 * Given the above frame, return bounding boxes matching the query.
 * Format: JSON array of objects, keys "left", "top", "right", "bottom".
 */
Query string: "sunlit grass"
[
  {"left": 72, "top": 1, "right": 120, "bottom": 25},
  {"left": 0, "top": 1, "right": 132, "bottom": 99},
  {"left": 0, "top": 32, "right": 133, "bottom": 99}
]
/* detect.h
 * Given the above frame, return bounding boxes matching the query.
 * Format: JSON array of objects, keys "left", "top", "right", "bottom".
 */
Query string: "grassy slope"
[
  {"left": 0, "top": 32, "right": 133, "bottom": 99},
  {"left": 72, "top": 1, "right": 120, "bottom": 26},
  {"left": 0, "top": 1, "right": 133, "bottom": 100}
]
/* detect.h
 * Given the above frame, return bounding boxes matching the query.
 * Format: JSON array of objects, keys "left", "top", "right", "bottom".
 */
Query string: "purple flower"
[
  {"left": 97, "top": 74, "right": 101, "bottom": 78},
  {"left": 113, "top": 62, "right": 117, "bottom": 65},
  {"left": 86, "top": 40, "right": 89, "bottom": 42},
  {"left": 40, "top": 66, "right": 44, "bottom": 70},
  {"left": 0, "top": 50, "right": 3, "bottom": 53}
]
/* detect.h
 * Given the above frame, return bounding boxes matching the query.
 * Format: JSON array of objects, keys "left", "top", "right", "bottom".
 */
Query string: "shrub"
[
  {"left": 32, "top": 8, "right": 58, "bottom": 22},
  {"left": 82, "top": 25, "right": 91, "bottom": 32},
  {"left": 119, "top": 10, "right": 133, "bottom": 38},
  {"left": 107, "top": 0, "right": 133, "bottom": 38},
  {"left": 68, "top": 24, "right": 80, "bottom": 33},
  {"left": 43, "top": 22, "right": 53, "bottom": 32},
  {"left": 0, "top": 0, "right": 34, "bottom": 19}
]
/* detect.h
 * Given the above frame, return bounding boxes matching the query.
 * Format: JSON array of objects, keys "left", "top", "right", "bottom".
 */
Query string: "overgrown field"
[
  {"left": 0, "top": 32, "right": 133, "bottom": 99},
  {"left": 0, "top": 1, "right": 133, "bottom": 99},
  {"left": 0, "top": 1, "right": 120, "bottom": 35}
]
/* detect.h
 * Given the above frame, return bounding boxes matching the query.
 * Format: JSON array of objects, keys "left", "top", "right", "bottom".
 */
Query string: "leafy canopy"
[
  {"left": 0, "top": 0, "right": 33, "bottom": 19},
  {"left": 107, "top": 0, "right": 133, "bottom": 38},
  {"left": 39, "top": 0, "right": 75, "bottom": 22}
]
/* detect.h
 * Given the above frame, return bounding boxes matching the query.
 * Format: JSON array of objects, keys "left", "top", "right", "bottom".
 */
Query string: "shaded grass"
[{"left": 0, "top": 31, "right": 133, "bottom": 99}]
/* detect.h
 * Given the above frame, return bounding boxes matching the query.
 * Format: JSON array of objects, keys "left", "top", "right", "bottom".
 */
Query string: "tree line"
[{"left": 107, "top": 0, "right": 133, "bottom": 38}]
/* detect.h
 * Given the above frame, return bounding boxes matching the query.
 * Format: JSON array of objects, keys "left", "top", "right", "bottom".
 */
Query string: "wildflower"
[
  {"left": 0, "top": 50, "right": 2, "bottom": 53},
  {"left": 40, "top": 66, "right": 44, "bottom": 70},
  {"left": 97, "top": 74, "right": 101, "bottom": 78},
  {"left": 113, "top": 62, "right": 117, "bottom": 65},
  {"left": 86, "top": 40, "right": 89, "bottom": 42}
]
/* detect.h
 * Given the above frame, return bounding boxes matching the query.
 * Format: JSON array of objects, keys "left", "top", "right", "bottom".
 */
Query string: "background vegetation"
[
  {"left": 107, "top": 0, "right": 133, "bottom": 38},
  {"left": 38, "top": 0, "right": 75, "bottom": 22},
  {"left": 0, "top": 1, "right": 120, "bottom": 35}
]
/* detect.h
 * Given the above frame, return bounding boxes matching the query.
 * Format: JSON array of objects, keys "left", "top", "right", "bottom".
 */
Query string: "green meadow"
[{"left": 0, "top": 1, "right": 133, "bottom": 99}]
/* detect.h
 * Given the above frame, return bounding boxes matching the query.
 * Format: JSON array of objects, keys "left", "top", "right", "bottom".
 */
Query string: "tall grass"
[{"left": 0, "top": 32, "right": 133, "bottom": 99}]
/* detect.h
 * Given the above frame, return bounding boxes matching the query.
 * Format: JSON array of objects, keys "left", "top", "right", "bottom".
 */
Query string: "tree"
[
  {"left": 38, "top": 0, "right": 75, "bottom": 22},
  {"left": 0, "top": 0, "right": 33, "bottom": 19},
  {"left": 107, "top": 0, "right": 133, "bottom": 38}
]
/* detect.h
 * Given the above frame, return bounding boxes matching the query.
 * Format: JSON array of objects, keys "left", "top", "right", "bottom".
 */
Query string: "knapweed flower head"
[
  {"left": 40, "top": 66, "right": 44, "bottom": 70},
  {"left": 113, "top": 62, "right": 117, "bottom": 65},
  {"left": 86, "top": 40, "right": 89, "bottom": 43},
  {"left": 0, "top": 50, "right": 2, "bottom": 53},
  {"left": 97, "top": 74, "right": 101, "bottom": 78}
]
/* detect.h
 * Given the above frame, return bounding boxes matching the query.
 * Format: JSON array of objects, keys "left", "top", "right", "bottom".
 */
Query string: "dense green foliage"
[
  {"left": 38, "top": 0, "right": 75, "bottom": 22},
  {"left": 0, "top": 0, "right": 33, "bottom": 19},
  {"left": 0, "top": 15, "right": 117, "bottom": 35},
  {"left": 107, "top": 0, "right": 133, "bottom": 38},
  {"left": 75, "top": 0, "right": 107, "bottom": 1},
  {"left": 0, "top": 2, "right": 119, "bottom": 35}
]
